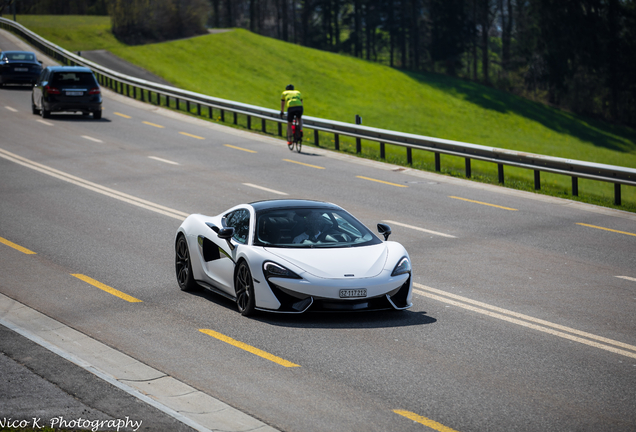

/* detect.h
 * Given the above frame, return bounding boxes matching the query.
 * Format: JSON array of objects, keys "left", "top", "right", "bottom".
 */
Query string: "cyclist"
[{"left": 280, "top": 84, "right": 303, "bottom": 145}]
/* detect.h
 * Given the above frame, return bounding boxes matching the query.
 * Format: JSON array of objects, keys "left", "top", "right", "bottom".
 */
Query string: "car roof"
[
  {"left": 1, "top": 50, "right": 36, "bottom": 54},
  {"left": 45, "top": 66, "right": 94, "bottom": 73},
  {"left": 249, "top": 199, "right": 342, "bottom": 212}
]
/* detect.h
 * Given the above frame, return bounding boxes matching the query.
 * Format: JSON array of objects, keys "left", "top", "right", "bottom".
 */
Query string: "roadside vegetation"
[{"left": 7, "top": 14, "right": 636, "bottom": 211}]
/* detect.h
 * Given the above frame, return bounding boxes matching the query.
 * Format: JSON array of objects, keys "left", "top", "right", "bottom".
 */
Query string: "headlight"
[
  {"left": 263, "top": 261, "right": 302, "bottom": 279},
  {"left": 391, "top": 257, "right": 411, "bottom": 276}
]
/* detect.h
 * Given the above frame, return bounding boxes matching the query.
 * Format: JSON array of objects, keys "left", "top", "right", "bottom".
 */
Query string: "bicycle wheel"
[
  {"left": 295, "top": 134, "right": 302, "bottom": 153},
  {"left": 294, "top": 120, "right": 302, "bottom": 153},
  {"left": 287, "top": 123, "right": 294, "bottom": 151}
]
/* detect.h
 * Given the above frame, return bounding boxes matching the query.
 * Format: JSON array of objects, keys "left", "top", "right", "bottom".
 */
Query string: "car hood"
[{"left": 265, "top": 243, "right": 388, "bottom": 279}]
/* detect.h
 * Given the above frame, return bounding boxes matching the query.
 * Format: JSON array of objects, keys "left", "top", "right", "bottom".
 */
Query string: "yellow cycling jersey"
[{"left": 281, "top": 90, "right": 303, "bottom": 110}]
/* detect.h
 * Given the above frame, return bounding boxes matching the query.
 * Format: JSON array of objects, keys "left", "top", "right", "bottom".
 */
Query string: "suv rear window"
[{"left": 50, "top": 72, "right": 96, "bottom": 86}]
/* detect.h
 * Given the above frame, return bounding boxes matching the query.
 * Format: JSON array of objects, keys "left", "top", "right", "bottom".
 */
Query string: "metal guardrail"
[{"left": 2, "top": 17, "right": 635, "bottom": 205}]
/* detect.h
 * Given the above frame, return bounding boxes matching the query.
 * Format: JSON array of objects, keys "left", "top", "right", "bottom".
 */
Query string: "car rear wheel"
[
  {"left": 235, "top": 261, "right": 255, "bottom": 316},
  {"left": 93, "top": 110, "right": 102, "bottom": 120},
  {"left": 175, "top": 235, "right": 198, "bottom": 291},
  {"left": 40, "top": 99, "right": 50, "bottom": 119}
]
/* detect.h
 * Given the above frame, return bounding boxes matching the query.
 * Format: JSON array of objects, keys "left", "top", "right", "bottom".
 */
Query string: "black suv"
[{"left": 32, "top": 66, "right": 102, "bottom": 119}]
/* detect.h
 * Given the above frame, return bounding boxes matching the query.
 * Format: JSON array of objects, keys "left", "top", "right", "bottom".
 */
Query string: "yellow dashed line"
[
  {"left": 449, "top": 196, "right": 518, "bottom": 211},
  {"left": 284, "top": 159, "right": 325, "bottom": 169},
  {"left": 225, "top": 144, "right": 257, "bottom": 153},
  {"left": 113, "top": 112, "right": 131, "bottom": 119},
  {"left": 394, "top": 410, "right": 460, "bottom": 432},
  {"left": 143, "top": 121, "right": 165, "bottom": 128},
  {"left": 179, "top": 132, "right": 205, "bottom": 140},
  {"left": 72, "top": 274, "right": 142, "bottom": 303},
  {"left": 576, "top": 223, "right": 636, "bottom": 237},
  {"left": 200, "top": 329, "right": 300, "bottom": 367},
  {"left": 356, "top": 176, "right": 407, "bottom": 188},
  {"left": 0, "top": 237, "right": 36, "bottom": 254}
]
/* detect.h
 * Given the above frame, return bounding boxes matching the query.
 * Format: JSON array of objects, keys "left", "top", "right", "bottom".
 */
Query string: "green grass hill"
[{"left": 8, "top": 15, "right": 636, "bottom": 209}]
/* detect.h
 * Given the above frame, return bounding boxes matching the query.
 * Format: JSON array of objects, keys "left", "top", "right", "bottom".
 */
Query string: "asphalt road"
[{"left": 1, "top": 29, "right": 636, "bottom": 432}]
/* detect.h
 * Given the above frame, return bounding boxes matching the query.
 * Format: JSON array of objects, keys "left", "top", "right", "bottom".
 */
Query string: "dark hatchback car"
[
  {"left": 32, "top": 66, "right": 102, "bottom": 119},
  {"left": 0, "top": 50, "right": 42, "bottom": 86}
]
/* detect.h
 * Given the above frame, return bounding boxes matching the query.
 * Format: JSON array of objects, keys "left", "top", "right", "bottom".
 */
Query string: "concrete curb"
[{"left": 0, "top": 293, "right": 279, "bottom": 432}]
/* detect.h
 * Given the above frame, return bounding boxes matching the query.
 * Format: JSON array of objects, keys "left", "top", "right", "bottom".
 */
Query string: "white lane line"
[
  {"left": 148, "top": 156, "right": 179, "bottom": 165},
  {"left": 0, "top": 148, "right": 188, "bottom": 220},
  {"left": 5, "top": 106, "right": 18, "bottom": 112},
  {"left": 82, "top": 135, "right": 103, "bottom": 143},
  {"left": 243, "top": 183, "right": 288, "bottom": 196},
  {"left": 414, "top": 282, "right": 636, "bottom": 359},
  {"left": 616, "top": 276, "right": 636, "bottom": 282},
  {"left": 37, "top": 119, "right": 54, "bottom": 126},
  {"left": 384, "top": 220, "right": 456, "bottom": 238}
]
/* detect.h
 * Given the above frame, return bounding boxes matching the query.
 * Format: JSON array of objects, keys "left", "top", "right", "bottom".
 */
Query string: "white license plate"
[
  {"left": 339, "top": 289, "right": 367, "bottom": 298},
  {"left": 66, "top": 91, "right": 83, "bottom": 96},
  {"left": 14, "top": 68, "right": 28, "bottom": 72}
]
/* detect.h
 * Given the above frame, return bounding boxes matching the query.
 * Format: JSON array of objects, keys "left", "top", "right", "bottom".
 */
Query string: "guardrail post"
[
  {"left": 435, "top": 153, "right": 441, "bottom": 172},
  {"left": 380, "top": 142, "right": 385, "bottom": 159},
  {"left": 221, "top": 109, "right": 225, "bottom": 122},
  {"left": 247, "top": 116, "right": 251, "bottom": 130},
  {"left": 355, "top": 115, "right": 362, "bottom": 154},
  {"left": 186, "top": 100, "right": 190, "bottom": 113},
  {"left": 534, "top": 170, "right": 541, "bottom": 190},
  {"left": 498, "top": 164, "right": 504, "bottom": 184},
  {"left": 335, "top": 134, "right": 340, "bottom": 150},
  {"left": 262, "top": 118, "right": 266, "bottom": 133},
  {"left": 572, "top": 177, "right": 578, "bottom": 196},
  {"left": 176, "top": 98, "right": 179, "bottom": 110},
  {"left": 278, "top": 122, "right": 282, "bottom": 136},
  {"left": 140, "top": 89, "right": 145, "bottom": 102},
  {"left": 233, "top": 112, "right": 238, "bottom": 125},
  {"left": 615, "top": 183, "right": 621, "bottom": 205},
  {"left": 465, "top": 158, "right": 471, "bottom": 178},
  {"left": 209, "top": 107, "right": 214, "bottom": 119},
  {"left": 407, "top": 147, "right": 412, "bottom": 165},
  {"left": 197, "top": 103, "right": 201, "bottom": 116},
  {"left": 314, "top": 129, "right": 319, "bottom": 147}
]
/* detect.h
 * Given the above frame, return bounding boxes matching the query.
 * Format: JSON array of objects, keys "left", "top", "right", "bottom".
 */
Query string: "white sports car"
[{"left": 175, "top": 199, "right": 412, "bottom": 316}]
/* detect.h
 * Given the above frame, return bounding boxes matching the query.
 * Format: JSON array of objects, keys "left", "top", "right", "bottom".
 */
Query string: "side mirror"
[
  {"left": 377, "top": 223, "right": 391, "bottom": 241},
  {"left": 218, "top": 227, "right": 236, "bottom": 251},
  {"left": 218, "top": 227, "right": 234, "bottom": 240}
]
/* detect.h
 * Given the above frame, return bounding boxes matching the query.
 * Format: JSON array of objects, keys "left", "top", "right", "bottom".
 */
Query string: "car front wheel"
[
  {"left": 31, "top": 96, "right": 39, "bottom": 115},
  {"left": 175, "top": 235, "right": 197, "bottom": 291},
  {"left": 235, "top": 261, "right": 255, "bottom": 316}
]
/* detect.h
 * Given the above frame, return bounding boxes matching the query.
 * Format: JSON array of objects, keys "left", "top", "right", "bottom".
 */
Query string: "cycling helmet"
[{"left": 286, "top": 84, "right": 294, "bottom": 90}]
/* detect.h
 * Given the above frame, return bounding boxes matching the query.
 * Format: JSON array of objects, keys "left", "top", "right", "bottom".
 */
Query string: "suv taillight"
[
  {"left": 88, "top": 87, "right": 101, "bottom": 95},
  {"left": 45, "top": 85, "right": 61, "bottom": 95}
]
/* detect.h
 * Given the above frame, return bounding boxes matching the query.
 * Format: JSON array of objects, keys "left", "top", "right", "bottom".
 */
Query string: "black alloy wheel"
[
  {"left": 40, "top": 98, "right": 50, "bottom": 118},
  {"left": 175, "top": 235, "right": 197, "bottom": 291},
  {"left": 235, "top": 261, "right": 255, "bottom": 316}
]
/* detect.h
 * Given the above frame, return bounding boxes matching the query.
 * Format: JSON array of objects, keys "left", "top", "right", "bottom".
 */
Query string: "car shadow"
[
  {"left": 188, "top": 288, "right": 436, "bottom": 328},
  {"left": 256, "top": 309, "right": 436, "bottom": 329},
  {"left": 39, "top": 113, "right": 111, "bottom": 122}
]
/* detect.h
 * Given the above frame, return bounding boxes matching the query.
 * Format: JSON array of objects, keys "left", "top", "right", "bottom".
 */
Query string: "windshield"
[{"left": 254, "top": 207, "right": 381, "bottom": 248}]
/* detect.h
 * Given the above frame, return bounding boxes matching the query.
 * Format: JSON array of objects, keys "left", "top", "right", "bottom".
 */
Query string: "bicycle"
[{"left": 287, "top": 115, "right": 302, "bottom": 153}]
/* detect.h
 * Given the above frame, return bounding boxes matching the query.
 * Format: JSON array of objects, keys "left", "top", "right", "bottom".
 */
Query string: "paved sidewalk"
[{"left": 0, "top": 293, "right": 278, "bottom": 432}]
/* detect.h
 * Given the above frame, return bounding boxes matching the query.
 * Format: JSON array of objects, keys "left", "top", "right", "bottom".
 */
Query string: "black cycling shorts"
[{"left": 288, "top": 106, "right": 303, "bottom": 121}]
